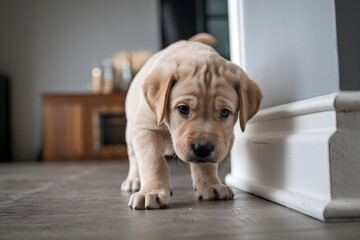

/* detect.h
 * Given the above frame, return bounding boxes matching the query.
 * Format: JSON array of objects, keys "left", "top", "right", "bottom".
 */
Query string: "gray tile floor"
[{"left": 1, "top": 161, "right": 360, "bottom": 240}]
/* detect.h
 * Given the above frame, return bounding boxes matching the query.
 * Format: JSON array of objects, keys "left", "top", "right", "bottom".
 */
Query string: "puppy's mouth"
[
  {"left": 189, "top": 158, "right": 208, "bottom": 164},
  {"left": 188, "top": 156, "right": 215, "bottom": 164}
]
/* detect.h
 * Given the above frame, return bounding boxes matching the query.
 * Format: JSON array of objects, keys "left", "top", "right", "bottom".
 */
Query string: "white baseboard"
[{"left": 225, "top": 92, "right": 360, "bottom": 221}]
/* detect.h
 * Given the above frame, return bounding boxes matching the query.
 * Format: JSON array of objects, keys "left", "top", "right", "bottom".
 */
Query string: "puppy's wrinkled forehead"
[{"left": 174, "top": 57, "right": 229, "bottom": 94}]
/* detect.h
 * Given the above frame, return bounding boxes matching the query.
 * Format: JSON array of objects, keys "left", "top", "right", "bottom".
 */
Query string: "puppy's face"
[
  {"left": 143, "top": 55, "right": 262, "bottom": 164},
  {"left": 167, "top": 63, "right": 239, "bottom": 163}
]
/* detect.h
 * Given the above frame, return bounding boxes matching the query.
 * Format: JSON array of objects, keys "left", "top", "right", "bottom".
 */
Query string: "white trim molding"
[
  {"left": 226, "top": 92, "right": 360, "bottom": 221},
  {"left": 227, "top": 0, "right": 245, "bottom": 68}
]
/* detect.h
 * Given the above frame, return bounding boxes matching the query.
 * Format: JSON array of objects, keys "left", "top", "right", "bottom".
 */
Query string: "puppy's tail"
[{"left": 188, "top": 33, "right": 217, "bottom": 47}]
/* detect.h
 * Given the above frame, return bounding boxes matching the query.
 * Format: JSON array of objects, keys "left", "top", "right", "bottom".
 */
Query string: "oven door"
[{"left": 92, "top": 107, "right": 127, "bottom": 159}]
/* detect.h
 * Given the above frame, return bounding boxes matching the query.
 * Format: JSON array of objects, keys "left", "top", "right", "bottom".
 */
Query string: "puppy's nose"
[{"left": 191, "top": 143, "right": 214, "bottom": 158}]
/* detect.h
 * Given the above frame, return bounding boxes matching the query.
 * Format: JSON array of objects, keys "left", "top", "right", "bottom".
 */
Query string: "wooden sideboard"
[{"left": 42, "top": 92, "right": 128, "bottom": 161}]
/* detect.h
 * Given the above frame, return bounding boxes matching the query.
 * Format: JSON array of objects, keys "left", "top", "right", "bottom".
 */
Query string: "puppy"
[{"left": 121, "top": 33, "right": 262, "bottom": 210}]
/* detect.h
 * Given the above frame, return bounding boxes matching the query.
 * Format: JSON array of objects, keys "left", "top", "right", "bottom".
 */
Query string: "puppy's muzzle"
[{"left": 191, "top": 142, "right": 214, "bottom": 158}]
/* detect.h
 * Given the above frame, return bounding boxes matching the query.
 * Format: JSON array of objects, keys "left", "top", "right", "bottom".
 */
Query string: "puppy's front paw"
[
  {"left": 195, "top": 183, "right": 234, "bottom": 201},
  {"left": 121, "top": 178, "right": 141, "bottom": 192},
  {"left": 128, "top": 188, "right": 172, "bottom": 210}
]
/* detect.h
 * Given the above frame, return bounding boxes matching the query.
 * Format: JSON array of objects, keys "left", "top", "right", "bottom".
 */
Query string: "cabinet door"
[{"left": 43, "top": 103, "right": 85, "bottom": 161}]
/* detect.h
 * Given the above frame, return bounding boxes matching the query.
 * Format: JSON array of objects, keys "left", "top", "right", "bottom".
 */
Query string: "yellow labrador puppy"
[{"left": 122, "top": 33, "right": 262, "bottom": 209}]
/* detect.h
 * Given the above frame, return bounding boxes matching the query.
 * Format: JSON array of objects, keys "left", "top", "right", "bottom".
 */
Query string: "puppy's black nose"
[{"left": 191, "top": 143, "right": 214, "bottom": 158}]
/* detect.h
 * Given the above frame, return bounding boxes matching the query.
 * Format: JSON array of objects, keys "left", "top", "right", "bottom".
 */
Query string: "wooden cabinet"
[{"left": 42, "top": 93, "right": 128, "bottom": 161}]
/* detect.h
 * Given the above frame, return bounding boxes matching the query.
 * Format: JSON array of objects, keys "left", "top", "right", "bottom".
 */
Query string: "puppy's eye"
[
  {"left": 178, "top": 105, "right": 190, "bottom": 116},
  {"left": 220, "top": 108, "right": 231, "bottom": 118}
]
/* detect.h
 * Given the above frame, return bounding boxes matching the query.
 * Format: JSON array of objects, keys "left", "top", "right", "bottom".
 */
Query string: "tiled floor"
[{"left": 1, "top": 161, "right": 360, "bottom": 240}]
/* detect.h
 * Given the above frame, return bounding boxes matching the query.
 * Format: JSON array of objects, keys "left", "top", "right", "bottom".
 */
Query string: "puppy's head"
[{"left": 143, "top": 55, "right": 262, "bottom": 164}]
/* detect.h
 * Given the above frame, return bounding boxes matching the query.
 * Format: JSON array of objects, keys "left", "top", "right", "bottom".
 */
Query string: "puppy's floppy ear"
[
  {"left": 142, "top": 63, "right": 176, "bottom": 125},
  {"left": 228, "top": 63, "right": 263, "bottom": 132}
]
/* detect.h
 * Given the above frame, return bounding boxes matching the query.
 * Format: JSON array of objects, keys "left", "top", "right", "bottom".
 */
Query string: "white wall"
[
  {"left": 229, "top": 0, "right": 340, "bottom": 108},
  {"left": 0, "top": 0, "right": 160, "bottom": 161}
]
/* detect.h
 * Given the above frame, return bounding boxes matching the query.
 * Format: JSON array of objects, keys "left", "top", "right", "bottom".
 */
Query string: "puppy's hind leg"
[
  {"left": 121, "top": 144, "right": 141, "bottom": 192},
  {"left": 121, "top": 133, "right": 141, "bottom": 192},
  {"left": 190, "top": 163, "right": 234, "bottom": 201}
]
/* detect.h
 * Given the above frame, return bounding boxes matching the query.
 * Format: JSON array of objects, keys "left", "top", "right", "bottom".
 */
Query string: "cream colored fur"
[{"left": 121, "top": 33, "right": 262, "bottom": 210}]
